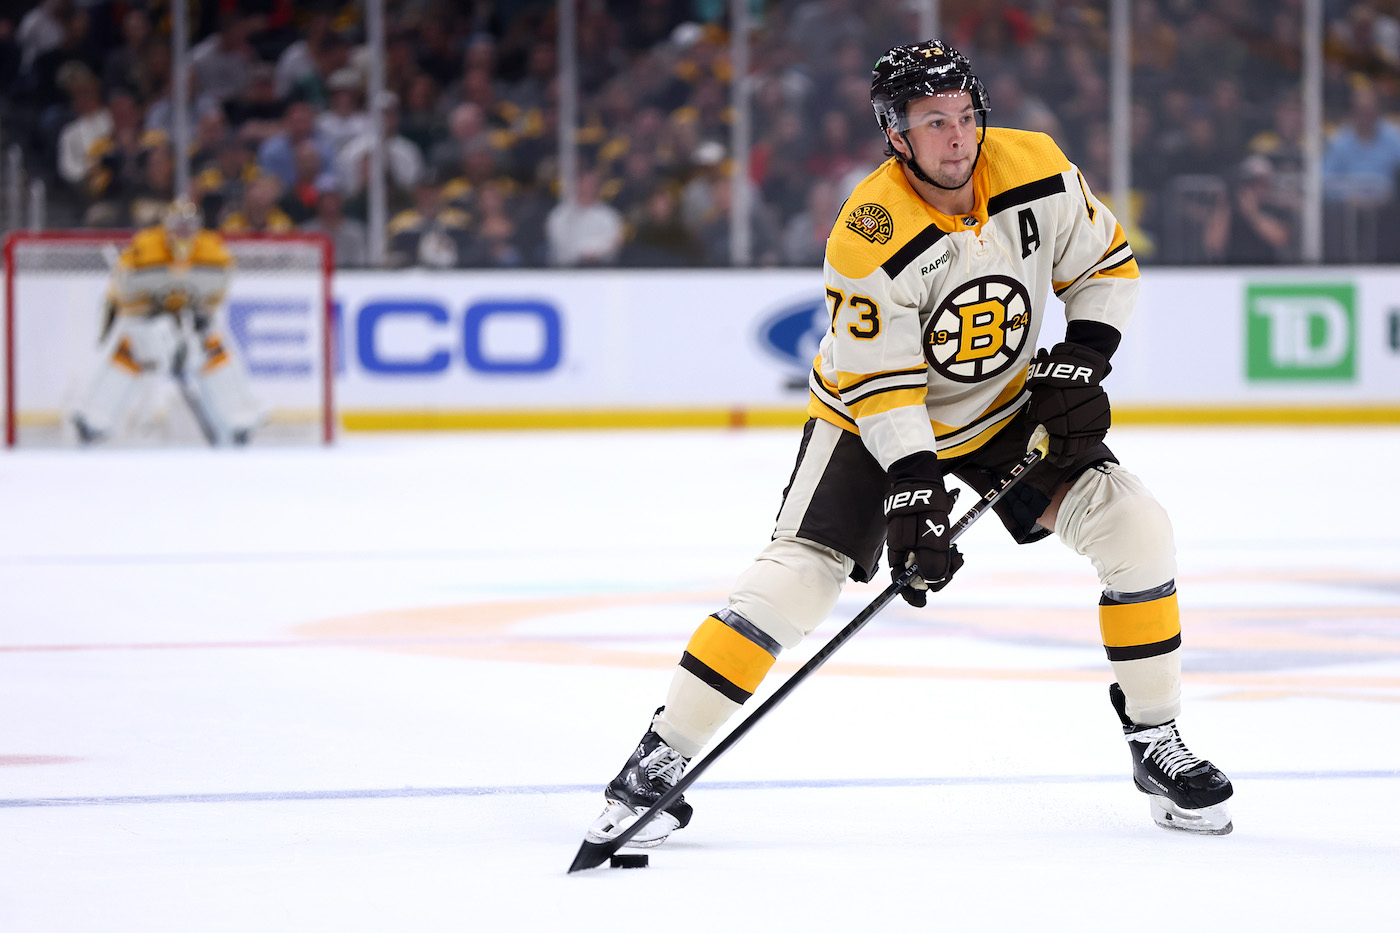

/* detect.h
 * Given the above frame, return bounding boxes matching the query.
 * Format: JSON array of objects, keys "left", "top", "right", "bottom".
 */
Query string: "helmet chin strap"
[{"left": 897, "top": 128, "right": 984, "bottom": 192}]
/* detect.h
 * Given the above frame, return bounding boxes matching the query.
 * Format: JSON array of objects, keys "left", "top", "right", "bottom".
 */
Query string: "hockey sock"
[
  {"left": 1100, "top": 582, "right": 1182, "bottom": 726},
  {"left": 654, "top": 608, "right": 781, "bottom": 758}
]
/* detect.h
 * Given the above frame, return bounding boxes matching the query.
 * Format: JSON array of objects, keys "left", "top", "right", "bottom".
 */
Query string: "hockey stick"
[{"left": 567, "top": 427, "right": 1051, "bottom": 873}]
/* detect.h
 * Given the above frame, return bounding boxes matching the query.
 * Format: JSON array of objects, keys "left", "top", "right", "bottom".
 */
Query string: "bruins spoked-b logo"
[
  {"left": 846, "top": 203, "right": 894, "bottom": 244},
  {"left": 924, "top": 275, "right": 1033, "bottom": 383}
]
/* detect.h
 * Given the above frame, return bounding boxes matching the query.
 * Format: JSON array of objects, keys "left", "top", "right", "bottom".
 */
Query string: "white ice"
[{"left": 2, "top": 427, "right": 1398, "bottom": 932}]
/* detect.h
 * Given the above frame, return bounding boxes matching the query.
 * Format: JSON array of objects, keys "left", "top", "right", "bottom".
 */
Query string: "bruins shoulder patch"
[{"left": 845, "top": 203, "right": 894, "bottom": 245}]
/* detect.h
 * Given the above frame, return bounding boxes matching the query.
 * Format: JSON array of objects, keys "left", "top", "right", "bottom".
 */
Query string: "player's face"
[{"left": 895, "top": 90, "right": 979, "bottom": 189}]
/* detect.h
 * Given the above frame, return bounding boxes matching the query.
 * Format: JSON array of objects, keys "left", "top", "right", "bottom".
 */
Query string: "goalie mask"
[
  {"left": 163, "top": 199, "right": 202, "bottom": 260},
  {"left": 871, "top": 40, "right": 990, "bottom": 190}
]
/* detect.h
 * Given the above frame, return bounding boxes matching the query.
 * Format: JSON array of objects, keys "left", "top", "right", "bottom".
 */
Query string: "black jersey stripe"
[
  {"left": 1104, "top": 634, "right": 1182, "bottom": 662},
  {"left": 838, "top": 366, "right": 928, "bottom": 395},
  {"left": 1053, "top": 242, "right": 1134, "bottom": 297},
  {"left": 988, "top": 174, "right": 1067, "bottom": 217},
  {"left": 842, "top": 380, "right": 928, "bottom": 408},
  {"left": 834, "top": 364, "right": 935, "bottom": 395},
  {"left": 880, "top": 225, "right": 948, "bottom": 278}
]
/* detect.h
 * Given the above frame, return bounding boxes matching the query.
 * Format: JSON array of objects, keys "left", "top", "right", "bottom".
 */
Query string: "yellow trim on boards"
[{"left": 340, "top": 405, "right": 1400, "bottom": 431}]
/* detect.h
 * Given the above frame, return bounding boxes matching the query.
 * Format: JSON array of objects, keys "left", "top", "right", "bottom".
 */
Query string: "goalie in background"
[{"left": 71, "top": 200, "right": 263, "bottom": 446}]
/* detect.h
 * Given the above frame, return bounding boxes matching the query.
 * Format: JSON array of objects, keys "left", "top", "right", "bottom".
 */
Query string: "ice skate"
[
  {"left": 584, "top": 711, "right": 692, "bottom": 848},
  {"left": 1110, "top": 683, "right": 1233, "bottom": 834}
]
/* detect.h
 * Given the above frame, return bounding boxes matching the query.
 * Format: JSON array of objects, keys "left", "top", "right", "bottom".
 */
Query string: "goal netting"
[{"left": 3, "top": 231, "right": 334, "bottom": 447}]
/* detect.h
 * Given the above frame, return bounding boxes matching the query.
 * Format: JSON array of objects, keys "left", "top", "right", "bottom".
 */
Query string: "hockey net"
[{"left": 3, "top": 231, "right": 334, "bottom": 447}]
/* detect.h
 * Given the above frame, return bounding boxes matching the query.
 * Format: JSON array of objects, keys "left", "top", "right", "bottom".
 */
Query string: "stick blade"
[{"left": 568, "top": 839, "right": 614, "bottom": 874}]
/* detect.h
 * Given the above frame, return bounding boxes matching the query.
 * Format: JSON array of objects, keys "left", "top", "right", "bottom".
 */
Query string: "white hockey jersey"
[{"left": 809, "top": 128, "right": 1139, "bottom": 469}]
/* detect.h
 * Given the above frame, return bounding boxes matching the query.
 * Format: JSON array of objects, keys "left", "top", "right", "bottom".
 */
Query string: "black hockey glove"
[
  {"left": 1025, "top": 342, "right": 1112, "bottom": 469},
  {"left": 884, "top": 451, "right": 964, "bottom": 607}
]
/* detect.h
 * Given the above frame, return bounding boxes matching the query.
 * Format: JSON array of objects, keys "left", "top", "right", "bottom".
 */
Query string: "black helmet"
[{"left": 870, "top": 40, "right": 990, "bottom": 137}]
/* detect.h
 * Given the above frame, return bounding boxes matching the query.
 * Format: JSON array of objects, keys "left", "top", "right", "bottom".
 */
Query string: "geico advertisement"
[{"left": 331, "top": 269, "right": 824, "bottom": 411}]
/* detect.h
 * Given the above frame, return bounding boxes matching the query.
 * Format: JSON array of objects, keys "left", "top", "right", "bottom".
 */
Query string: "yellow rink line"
[{"left": 340, "top": 405, "right": 1400, "bottom": 431}]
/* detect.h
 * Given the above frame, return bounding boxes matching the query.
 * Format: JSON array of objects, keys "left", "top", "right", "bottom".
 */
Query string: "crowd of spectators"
[{"left": 2, "top": 0, "right": 1399, "bottom": 267}]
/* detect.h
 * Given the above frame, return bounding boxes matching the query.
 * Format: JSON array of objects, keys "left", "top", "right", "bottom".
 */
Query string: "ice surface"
[{"left": 2, "top": 427, "right": 1398, "bottom": 931}]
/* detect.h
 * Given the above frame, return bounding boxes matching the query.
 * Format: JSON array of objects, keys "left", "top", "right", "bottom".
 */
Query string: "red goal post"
[{"left": 3, "top": 230, "right": 335, "bottom": 447}]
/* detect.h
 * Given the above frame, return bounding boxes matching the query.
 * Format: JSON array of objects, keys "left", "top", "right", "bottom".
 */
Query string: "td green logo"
[{"left": 1246, "top": 283, "right": 1356, "bottom": 381}]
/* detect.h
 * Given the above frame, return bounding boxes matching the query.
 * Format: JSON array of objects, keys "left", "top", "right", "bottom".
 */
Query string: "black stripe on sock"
[
  {"left": 714, "top": 607, "right": 782, "bottom": 657},
  {"left": 679, "top": 652, "right": 753, "bottom": 704},
  {"left": 1100, "top": 580, "right": 1177, "bottom": 606},
  {"left": 1104, "top": 634, "right": 1182, "bottom": 662}
]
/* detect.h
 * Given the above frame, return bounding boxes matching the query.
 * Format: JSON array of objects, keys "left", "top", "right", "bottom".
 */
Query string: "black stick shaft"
[{"left": 568, "top": 437, "right": 1047, "bottom": 872}]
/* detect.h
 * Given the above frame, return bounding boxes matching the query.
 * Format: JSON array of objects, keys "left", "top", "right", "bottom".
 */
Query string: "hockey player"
[
  {"left": 72, "top": 199, "right": 262, "bottom": 446},
  {"left": 585, "top": 40, "right": 1233, "bottom": 846}
]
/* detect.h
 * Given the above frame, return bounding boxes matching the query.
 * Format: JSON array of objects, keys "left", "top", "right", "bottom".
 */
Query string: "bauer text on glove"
[
  {"left": 1025, "top": 342, "right": 1112, "bottom": 468},
  {"left": 883, "top": 451, "right": 964, "bottom": 607}
]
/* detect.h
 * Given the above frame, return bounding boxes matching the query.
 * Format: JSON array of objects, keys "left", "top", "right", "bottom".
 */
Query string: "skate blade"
[
  {"left": 583, "top": 801, "right": 679, "bottom": 848},
  {"left": 1148, "top": 796, "right": 1233, "bottom": 835}
]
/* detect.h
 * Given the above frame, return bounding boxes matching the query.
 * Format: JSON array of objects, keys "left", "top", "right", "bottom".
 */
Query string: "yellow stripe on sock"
[
  {"left": 684, "top": 615, "right": 778, "bottom": 695},
  {"left": 1099, "top": 593, "right": 1181, "bottom": 648}
]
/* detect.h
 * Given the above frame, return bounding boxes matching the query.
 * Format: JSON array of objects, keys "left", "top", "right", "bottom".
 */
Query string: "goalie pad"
[
  {"left": 71, "top": 316, "right": 183, "bottom": 440},
  {"left": 182, "top": 331, "right": 264, "bottom": 445}
]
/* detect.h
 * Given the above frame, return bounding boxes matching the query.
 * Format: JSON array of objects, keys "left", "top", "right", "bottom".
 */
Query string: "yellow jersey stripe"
[{"left": 847, "top": 386, "right": 928, "bottom": 420}]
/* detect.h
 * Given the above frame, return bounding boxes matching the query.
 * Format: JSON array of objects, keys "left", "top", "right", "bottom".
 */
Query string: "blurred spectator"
[
  {"left": 337, "top": 92, "right": 425, "bottom": 199},
  {"left": 128, "top": 142, "right": 176, "bottom": 229},
  {"left": 693, "top": 175, "right": 781, "bottom": 267},
  {"left": 101, "top": 8, "right": 152, "bottom": 92},
  {"left": 16, "top": 0, "right": 66, "bottom": 74},
  {"left": 399, "top": 72, "right": 442, "bottom": 158},
  {"left": 621, "top": 184, "right": 705, "bottom": 267},
  {"left": 301, "top": 181, "right": 368, "bottom": 268},
  {"left": 317, "top": 68, "right": 370, "bottom": 155},
  {"left": 781, "top": 179, "right": 840, "bottom": 268},
  {"left": 1249, "top": 93, "right": 1306, "bottom": 177},
  {"left": 55, "top": 63, "right": 109, "bottom": 188},
  {"left": 1328, "top": 2, "right": 1400, "bottom": 79},
  {"left": 223, "top": 62, "right": 288, "bottom": 145},
  {"left": 221, "top": 176, "right": 296, "bottom": 233},
  {"left": 545, "top": 169, "right": 624, "bottom": 266},
  {"left": 1201, "top": 155, "right": 1296, "bottom": 264},
  {"left": 430, "top": 102, "right": 485, "bottom": 175},
  {"left": 463, "top": 181, "right": 526, "bottom": 267},
  {"left": 279, "top": 140, "right": 338, "bottom": 224},
  {"left": 1323, "top": 78, "right": 1400, "bottom": 203},
  {"left": 190, "top": 12, "right": 256, "bottom": 104},
  {"left": 274, "top": 13, "right": 332, "bottom": 99},
  {"left": 84, "top": 87, "right": 160, "bottom": 225},
  {"left": 987, "top": 72, "right": 1059, "bottom": 135},
  {"left": 193, "top": 138, "right": 261, "bottom": 228},
  {"left": 803, "top": 111, "right": 862, "bottom": 184},
  {"left": 187, "top": 109, "right": 230, "bottom": 178},
  {"left": 286, "top": 30, "right": 352, "bottom": 110},
  {"left": 259, "top": 100, "right": 336, "bottom": 190},
  {"left": 386, "top": 175, "right": 473, "bottom": 268}
]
